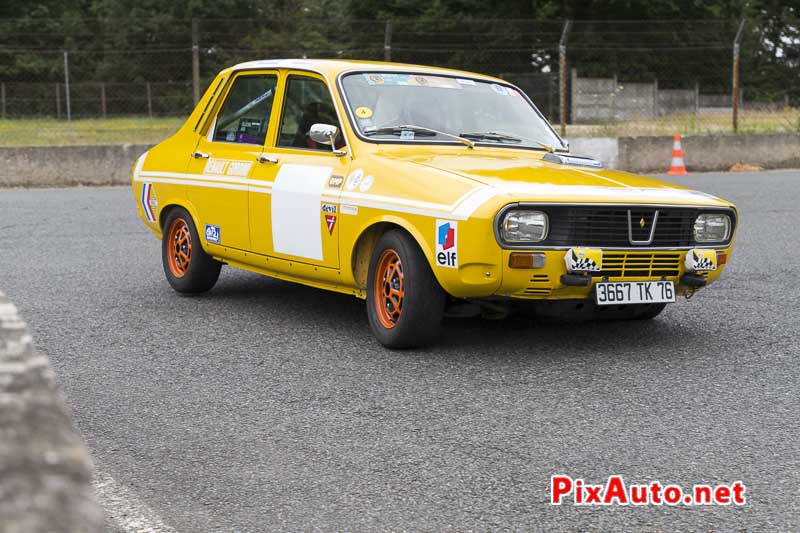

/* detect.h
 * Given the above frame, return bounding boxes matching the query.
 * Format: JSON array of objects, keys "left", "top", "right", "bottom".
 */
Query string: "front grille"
[
  {"left": 545, "top": 206, "right": 699, "bottom": 247},
  {"left": 498, "top": 206, "right": 735, "bottom": 248},
  {"left": 592, "top": 251, "right": 682, "bottom": 278},
  {"left": 522, "top": 274, "right": 552, "bottom": 296}
]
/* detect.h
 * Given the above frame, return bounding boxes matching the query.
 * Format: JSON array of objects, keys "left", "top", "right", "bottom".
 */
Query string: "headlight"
[
  {"left": 500, "top": 210, "right": 548, "bottom": 243},
  {"left": 693, "top": 213, "right": 731, "bottom": 243}
]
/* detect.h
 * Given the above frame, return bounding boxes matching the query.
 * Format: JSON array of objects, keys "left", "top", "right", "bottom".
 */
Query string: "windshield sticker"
[
  {"left": 345, "top": 168, "right": 364, "bottom": 190},
  {"left": 363, "top": 73, "right": 462, "bottom": 89},
  {"left": 416, "top": 76, "right": 462, "bottom": 89},
  {"left": 491, "top": 83, "right": 509, "bottom": 95},
  {"left": 456, "top": 78, "right": 476, "bottom": 85},
  {"left": 400, "top": 130, "right": 415, "bottom": 140},
  {"left": 359, "top": 175, "right": 375, "bottom": 192},
  {"left": 355, "top": 106, "right": 373, "bottom": 119}
]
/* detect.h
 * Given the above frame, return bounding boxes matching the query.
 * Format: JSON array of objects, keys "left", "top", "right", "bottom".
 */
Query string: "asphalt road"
[{"left": 1, "top": 170, "right": 798, "bottom": 531}]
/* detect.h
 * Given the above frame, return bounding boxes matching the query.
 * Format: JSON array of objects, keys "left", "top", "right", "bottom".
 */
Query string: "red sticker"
[{"left": 325, "top": 214, "right": 336, "bottom": 235}]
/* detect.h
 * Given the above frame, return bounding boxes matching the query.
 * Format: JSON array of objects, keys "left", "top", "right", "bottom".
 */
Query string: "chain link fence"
[{"left": 0, "top": 17, "right": 797, "bottom": 145}]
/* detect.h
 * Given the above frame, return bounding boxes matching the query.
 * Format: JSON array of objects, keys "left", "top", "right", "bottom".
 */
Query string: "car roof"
[{"left": 229, "top": 58, "right": 505, "bottom": 83}]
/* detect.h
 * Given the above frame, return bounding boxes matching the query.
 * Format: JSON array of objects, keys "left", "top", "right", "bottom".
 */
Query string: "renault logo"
[{"left": 628, "top": 210, "right": 660, "bottom": 245}]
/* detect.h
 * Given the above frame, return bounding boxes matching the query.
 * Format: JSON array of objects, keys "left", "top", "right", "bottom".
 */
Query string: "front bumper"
[{"left": 494, "top": 247, "right": 732, "bottom": 300}]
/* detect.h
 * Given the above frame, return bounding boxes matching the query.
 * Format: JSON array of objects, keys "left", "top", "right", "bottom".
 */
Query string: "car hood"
[{"left": 380, "top": 149, "right": 732, "bottom": 207}]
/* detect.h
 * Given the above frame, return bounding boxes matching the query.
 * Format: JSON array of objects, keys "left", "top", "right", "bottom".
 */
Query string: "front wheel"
[
  {"left": 161, "top": 207, "right": 221, "bottom": 294},
  {"left": 366, "top": 230, "right": 446, "bottom": 349}
]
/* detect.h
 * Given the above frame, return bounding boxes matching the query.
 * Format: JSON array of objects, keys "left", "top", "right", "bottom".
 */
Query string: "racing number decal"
[{"left": 271, "top": 164, "right": 334, "bottom": 261}]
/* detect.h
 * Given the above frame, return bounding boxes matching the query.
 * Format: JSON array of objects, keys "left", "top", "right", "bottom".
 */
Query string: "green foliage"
[{"left": 0, "top": 0, "right": 796, "bottom": 106}]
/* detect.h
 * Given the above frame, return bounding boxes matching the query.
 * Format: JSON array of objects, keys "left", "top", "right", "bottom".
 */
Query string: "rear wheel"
[
  {"left": 366, "top": 230, "right": 446, "bottom": 348},
  {"left": 162, "top": 208, "right": 221, "bottom": 293}
]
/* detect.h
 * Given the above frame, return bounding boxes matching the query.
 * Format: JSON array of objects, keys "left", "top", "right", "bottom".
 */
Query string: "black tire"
[
  {"left": 161, "top": 207, "right": 221, "bottom": 294},
  {"left": 366, "top": 229, "right": 446, "bottom": 348}
]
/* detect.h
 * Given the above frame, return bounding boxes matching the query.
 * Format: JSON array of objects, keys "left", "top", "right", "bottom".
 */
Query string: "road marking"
[{"left": 94, "top": 470, "right": 176, "bottom": 533}]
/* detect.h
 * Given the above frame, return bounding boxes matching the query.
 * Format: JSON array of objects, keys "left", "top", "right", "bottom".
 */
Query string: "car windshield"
[{"left": 341, "top": 72, "right": 565, "bottom": 150}]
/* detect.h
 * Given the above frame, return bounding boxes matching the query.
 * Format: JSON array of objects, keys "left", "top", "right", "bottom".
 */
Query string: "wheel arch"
[
  {"left": 350, "top": 216, "right": 435, "bottom": 290},
  {"left": 158, "top": 201, "right": 204, "bottom": 246}
]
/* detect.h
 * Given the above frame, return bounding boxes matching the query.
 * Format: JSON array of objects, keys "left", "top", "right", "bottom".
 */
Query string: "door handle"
[
  {"left": 256, "top": 155, "right": 279, "bottom": 164},
  {"left": 192, "top": 151, "right": 210, "bottom": 159}
]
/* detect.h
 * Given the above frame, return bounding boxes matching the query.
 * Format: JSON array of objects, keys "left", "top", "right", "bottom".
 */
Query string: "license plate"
[{"left": 595, "top": 281, "right": 676, "bottom": 306}]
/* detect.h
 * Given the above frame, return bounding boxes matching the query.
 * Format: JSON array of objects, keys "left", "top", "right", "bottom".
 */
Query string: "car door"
[
  {"left": 187, "top": 70, "right": 279, "bottom": 252},
  {"left": 249, "top": 71, "right": 350, "bottom": 269}
]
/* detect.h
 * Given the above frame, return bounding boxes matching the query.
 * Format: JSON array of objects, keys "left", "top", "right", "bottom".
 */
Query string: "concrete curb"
[
  {"left": 0, "top": 133, "right": 798, "bottom": 188},
  {"left": 570, "top": 133, "right": 800, "bottom": 173},
  {"left": 0, "top": 291, "right": 103, "bottom": 533},
  {"left": 0, "top": 144, "right": 152, "bottom": 188}
]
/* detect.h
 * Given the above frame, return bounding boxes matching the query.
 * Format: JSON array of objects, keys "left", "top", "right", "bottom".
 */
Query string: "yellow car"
[{"left": 132, "top": 59, "right": 737, "bottom": 348}]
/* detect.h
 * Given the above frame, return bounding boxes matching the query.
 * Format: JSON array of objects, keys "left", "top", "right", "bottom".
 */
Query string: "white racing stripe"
[
  {"left": 94, "top": 470, "right": 176, "bottom": 533},
  {"left": 139, "top": 170, "right": 273, "bottom": 188},
  {"left": 333, "top": 198, "right": 465, "bottom": 220},
  {"left": 134, "top": 166, "right": 500, "bottom": 220},
  {"left": 134, "top": 175, "right": 271, "bottom": 194},
  {"left": 133, "top": 151, "right": 148, "bottom": 181},
  {"left": 570, "top": 167, "right": 633, "bottom": 188},
  {"left": 451, "top": 187, "right": 498, "bottom": 218}
]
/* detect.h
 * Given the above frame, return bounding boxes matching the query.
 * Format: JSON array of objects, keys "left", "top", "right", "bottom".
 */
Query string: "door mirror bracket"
[{"left": 309, "top": 123, "right": 347, "bottom": 156}]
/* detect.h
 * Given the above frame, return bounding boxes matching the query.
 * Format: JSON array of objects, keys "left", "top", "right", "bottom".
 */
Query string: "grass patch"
[
  {"left": 0, "top": 117, "right": 184, "bottom": 146},
  {"left": 0, "top": 109, "right": 797, "bottom": 147}
]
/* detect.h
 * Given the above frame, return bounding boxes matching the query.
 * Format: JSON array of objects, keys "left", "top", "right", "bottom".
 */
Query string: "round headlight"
[
  {"left": 694, "top": 213, "right": 731, "bottom": 243},
  {"left": 500, "top": 210, "right": 548, "bottom": 243}
]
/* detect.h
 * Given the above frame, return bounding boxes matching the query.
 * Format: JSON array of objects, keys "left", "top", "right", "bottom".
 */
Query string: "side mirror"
[{"left": 309, "top": 123, "right": 347, "bottom": 156}]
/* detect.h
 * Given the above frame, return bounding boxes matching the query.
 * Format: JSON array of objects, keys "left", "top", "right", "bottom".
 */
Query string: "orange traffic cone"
[{"left": 667, "top": 133, "right": 688, "bottom": 175}]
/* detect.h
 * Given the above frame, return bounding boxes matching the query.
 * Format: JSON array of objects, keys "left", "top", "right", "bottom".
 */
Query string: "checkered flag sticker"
[
  {"left": 688, "top": 250, "right": 717, "bottom": 271},
  {"left": 568, "top": 249, "right": 601, "bottom": 272}
]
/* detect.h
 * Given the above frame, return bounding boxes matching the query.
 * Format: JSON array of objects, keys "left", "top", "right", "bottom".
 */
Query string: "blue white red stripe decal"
[{"left": 141, "top": 182, "right": 156, "bottom": 222}]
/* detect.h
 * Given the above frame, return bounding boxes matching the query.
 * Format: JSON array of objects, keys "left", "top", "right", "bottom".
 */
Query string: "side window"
[
  {"left": 212, "top": 74, "right": 278, "bottom": 145},
  {"left": 278, "top": 75, "right": 343, "bottom": 150}
]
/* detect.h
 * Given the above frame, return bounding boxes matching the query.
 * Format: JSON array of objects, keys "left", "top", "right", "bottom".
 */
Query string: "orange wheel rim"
[
  {"left": 374, "top": 249, "right": 404, "bottom": 329},
  {"left": 167, "top": 218, "right": 192, "bottom": 278}
]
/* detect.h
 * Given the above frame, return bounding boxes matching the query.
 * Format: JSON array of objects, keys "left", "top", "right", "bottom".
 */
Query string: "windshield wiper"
[
  {"left": 460, "top": 131, "right": 522, "bottom": 143},
  {"left": 364, "top": 124, "right": 474, "bottom": 149},
  {"left": 460, "top": 130, "right": 559, "bottom": 153}
]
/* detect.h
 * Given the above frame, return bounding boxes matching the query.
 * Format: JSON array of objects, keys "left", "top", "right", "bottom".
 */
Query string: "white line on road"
[{"left": 94, "top": 470, "right": 177, "bottom": 533}]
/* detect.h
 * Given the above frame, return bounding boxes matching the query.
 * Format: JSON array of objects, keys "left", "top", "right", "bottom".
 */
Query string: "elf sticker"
[{"left": 435, "top": 220, "right": 458, "bottom": 268}]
